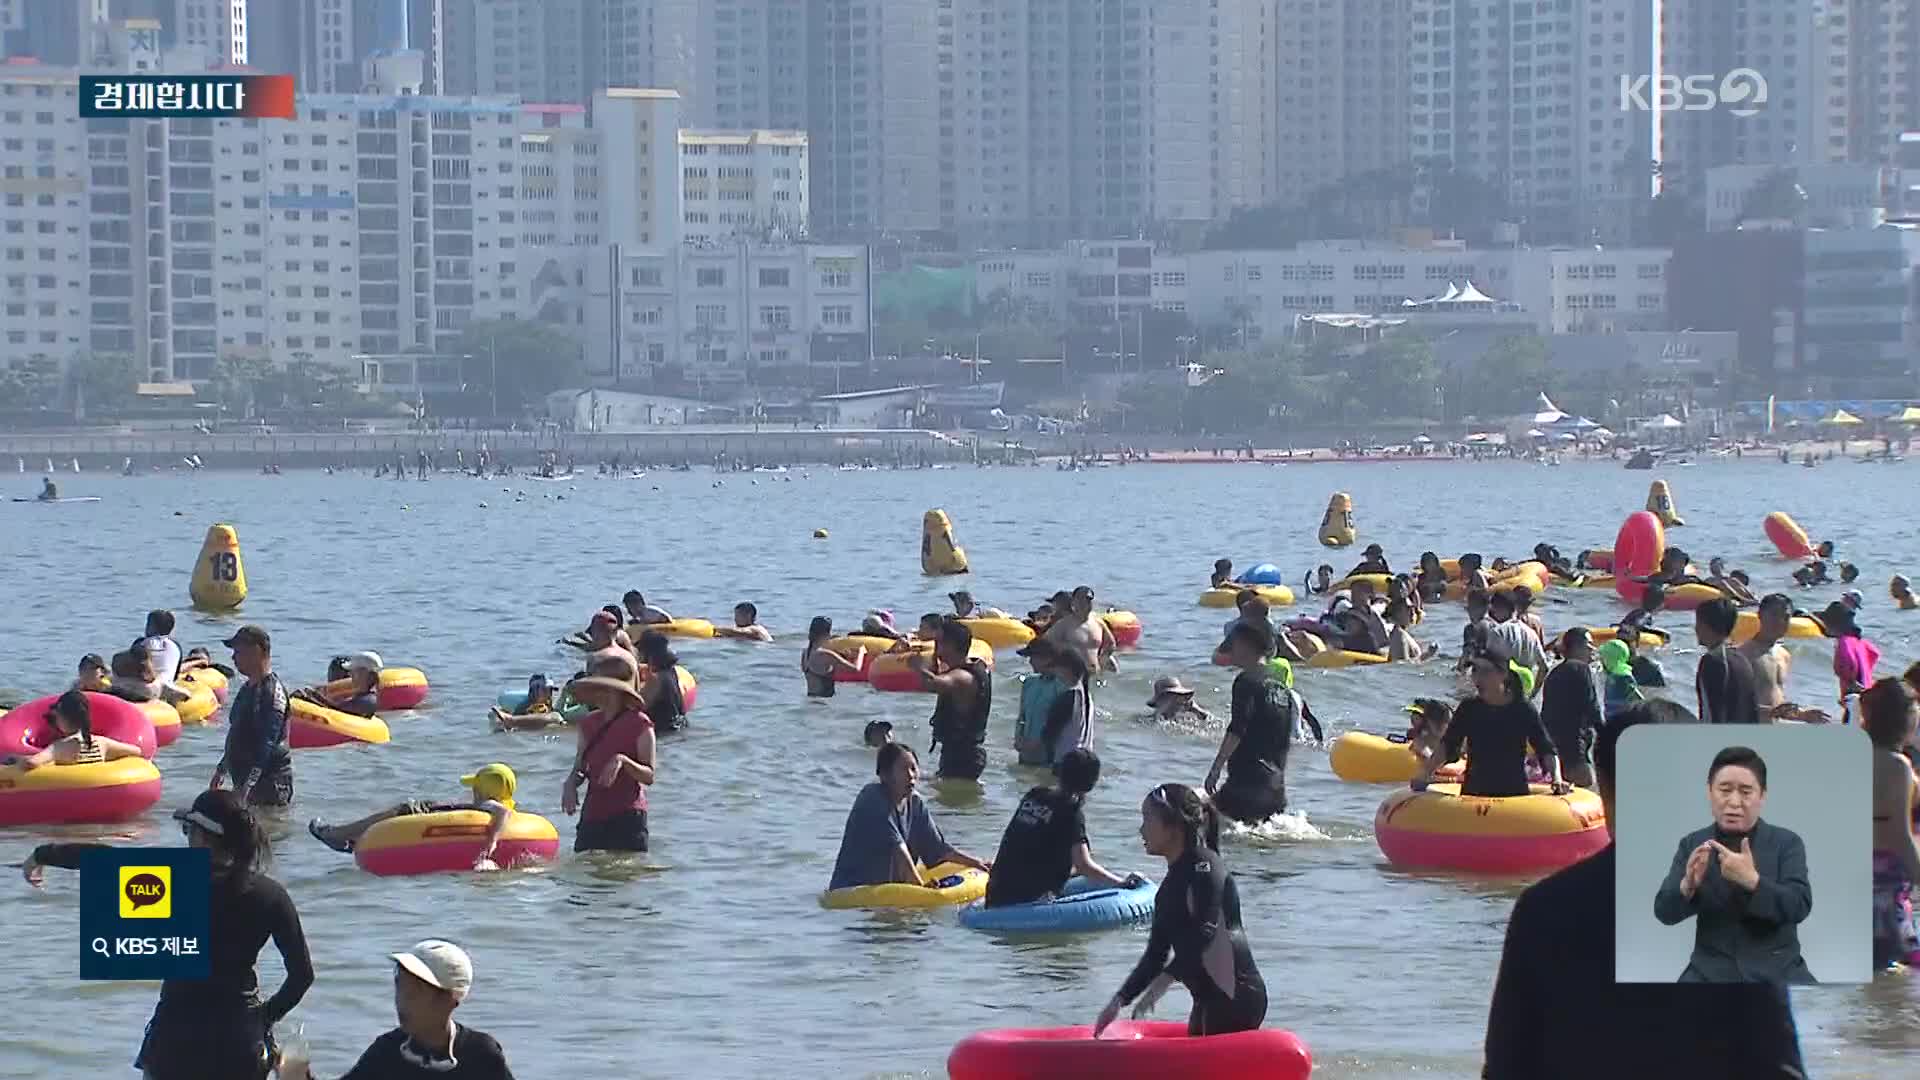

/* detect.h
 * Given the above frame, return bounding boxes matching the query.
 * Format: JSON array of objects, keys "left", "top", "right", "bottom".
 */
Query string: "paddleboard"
[{"left": 13, "top": 496, "right": 102, "bottom": 503}]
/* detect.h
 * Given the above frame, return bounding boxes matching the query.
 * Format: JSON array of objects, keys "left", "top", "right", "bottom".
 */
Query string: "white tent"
[
  {"left": 1647, "top": 413, "right": 1684, "bottom": 430},
  {"left": 1526, "top": 428, "right": 1548, "bottom": 438},
  {"left": 1412, "top": 433, "right": 1434, "bottom": 444},
  {"left": 1532, "top": 392, "right": 1568, "bottom": 425},
  {"left": 1590, "top": 426, "right": 1615, "bottom": 439}
]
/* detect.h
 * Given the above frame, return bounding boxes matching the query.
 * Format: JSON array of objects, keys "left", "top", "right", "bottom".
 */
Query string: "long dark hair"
[
  {"left": 1146, "top": 782, "right": 1221, "bottom": 852},
  {"left": 53, "top": 689, "right": 93, "bottom": 749},
  {"left": 807, "top": 616, "right": 832, "bottom": 645},
  {"left": 195, "top": 790, "right": 272, "bottom": 879}
]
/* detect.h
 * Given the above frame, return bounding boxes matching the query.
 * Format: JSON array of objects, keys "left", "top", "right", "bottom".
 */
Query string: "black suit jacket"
[{"left": 1653, "top": 819, "right": 1815, "bottom": 984}]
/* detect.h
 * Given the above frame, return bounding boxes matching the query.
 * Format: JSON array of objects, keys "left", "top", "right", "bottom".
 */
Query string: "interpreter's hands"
[
  {"left": 1679, "top": 842, "right": 1713, "bottom": 899},
  {"left": 22, "top": 857, "right": 43, "bottom": 888},
  {"left": 560, "top": 782, "right": 579, "bottom": 816},
  {"left": 1092, "top": 996, "right": 1122, "bottom": 1038},
  {"left": 1710, "top": 838, "right": 1761, "bottom": 891}
]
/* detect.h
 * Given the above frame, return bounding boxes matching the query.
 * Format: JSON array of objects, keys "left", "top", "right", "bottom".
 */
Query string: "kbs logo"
[
  {"left": 1618, "top": 69, "right": 1768, "bottom": 117},
  {"left": 118, "top": 866, "right": 171, "bottom": 919}
]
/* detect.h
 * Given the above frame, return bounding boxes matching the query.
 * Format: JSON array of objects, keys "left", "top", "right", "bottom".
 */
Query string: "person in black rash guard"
[
  {"left": 636, "top": 631, "right": 689, "bottom": 733},
  {"left": 1540, "top": 629, "right": 1604, "bottom": 788},
  {"left": 1095, "top": 783, "right": 1267, "bottom": 1038},
  {"left": 1205, "top": 622, "right": 1317, "bottom": 826},
  {"left": 1416, "top": 655, "right": 1570, "bottom": 797},
  {"left": 1694, "top": 597, "right": 1760, "bottom": 725},
  {"left": 19, "top": 789, "right": 312, "bottom": 1080},
  {"left": 215, "top": 624, "right": 294, "bottom": 807},
  {"left": 280, "top": 939, "right": 514, "bottom": 1080},
  {"left": 914, "top": 619, "right": 993, "bottom": 780},
  {"left": 1483, "top": 699, "right": 1807, "bottom": 1079},
  {"left": 985, "top": 749, "right": 1140, "bottom": 907}
]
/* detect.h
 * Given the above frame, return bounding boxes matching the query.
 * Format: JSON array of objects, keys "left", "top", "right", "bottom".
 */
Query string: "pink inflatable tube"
[
  {"left": 948, "top": 1022, "right": 1312, "bottom": 1080},
  {"left": 1610, "top": 511, "right": 1666, "bottom": 607},
  {"left": 0, "top": 692, "right": 158, "bottom": 759}
]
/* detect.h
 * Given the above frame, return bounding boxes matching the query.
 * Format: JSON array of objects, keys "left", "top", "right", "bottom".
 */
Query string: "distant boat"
[{"left": 1625, "top": 449, "right": 1656, "bottom": 470}]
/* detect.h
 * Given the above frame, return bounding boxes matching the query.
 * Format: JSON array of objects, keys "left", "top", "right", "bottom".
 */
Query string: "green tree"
[
  {"left": 1341, "top": 333, "right": 1439, "bottom": 420},
  {"left": 67, "top": 351, "right": 141, "bottom": 411},
  {"left": 448, "top": 319, "right": 584, "bottom": 416},
  {"left": 0, "top": 364, "right": 55, "bottom": 408},
  {"left": 207, "top": 353, "right": 271, "bottom": 416},
  {"left": 1466, "top": 335, "right": 1551, "bottom": 416}
]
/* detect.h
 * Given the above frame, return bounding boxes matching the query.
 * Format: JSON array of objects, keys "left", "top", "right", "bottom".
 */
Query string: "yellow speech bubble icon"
[{"left": 118, "top": 865, "right": 171, "bottom": 919}]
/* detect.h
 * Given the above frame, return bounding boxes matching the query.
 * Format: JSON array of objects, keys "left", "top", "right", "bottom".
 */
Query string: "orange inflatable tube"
[{"left": 1763, "top": 512, "right": 1816, "bottom": 560}]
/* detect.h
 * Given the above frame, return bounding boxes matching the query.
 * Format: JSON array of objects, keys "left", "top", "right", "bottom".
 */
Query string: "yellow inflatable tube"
[
  {"left": 133, "top": 700, "right": 182, "bottom": 748},
  {"left": 1306, "top": 649, "right": 1390, "bottom": 669},
  {"left": 1331, "top": 573, "right": 1393, "bottom": 594},
  {"left": 1328, "top": 732, "right": 1464, "bottom": 785},
  {"left": 959, "top": 617, "right": 1035, "bottom": 650},
  {"left": 1580, "top": 625, "right": 1671, "bottom": 649},
  {"left": 174, "top": 683, "right": 218, "bottom": 724},
  {"left": 820, "top": 861, "right": 988, "bottom": 910},
  {"left": 1729, "top": 610, "right": 1826, "bottom": 644},
  {"left": 627, "top": 619, "right": 716, "bottom": 640},
  {"left": 1199, "top": 584, "right": 1296, "bottom": 609}
]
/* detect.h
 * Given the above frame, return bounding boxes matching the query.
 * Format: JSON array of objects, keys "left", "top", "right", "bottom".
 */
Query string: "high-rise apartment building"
[
  {"left": 680, "top": 129, "right": 808, "bottom": 245},
  {"left": 170, "top": 0, "right": 244, "bottom": 65},
  {"left": 806, "top": 0, "right": 942, "bottom": 239},
  {"left": 1274, "top": 0, "right": 1409, "bottom": 204},
  {"left": 1409, "top": 0, "right": 1655, "bottom": 244}
]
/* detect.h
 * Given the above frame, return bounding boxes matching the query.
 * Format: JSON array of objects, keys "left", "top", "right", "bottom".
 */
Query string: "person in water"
[
  {"left": 106, "top": 647, "right": 189, "bottom": 706},
  {"left": 490, "top": 674, "right": 571, "bottom": 731},
  {"left": 1347, "top": 543, "right": 1390, "bottom": 577},
  {"left": 860, "top": 609, "right": 909, "bottom": 643},
  {"left": 559, "top": 675, "right": 655, "bottom": 853},
  {"left": 1484, "top": 591, "right": 1549, "bottom": 695},
  {"left": 914, "top": 619, "right": 993, "bottom": 780},
  {"left": 1014, "top": 638, "right": 1065, "bottom": 765},
  {"left": 1864, "top": 679, "right": 1920, "bottom": 969},
  {"left": 1707, "top": 558, "right": 1759, "bottom": 606},
  {"left": 295, "top": 651, "right": 383, "bottom": 717},
  {"left": 38, "top": 476, "right": 57, "bottom": 500},
  {"left": 863, "top": 720, "right": 894, "bottom": 748},
  {"left": 1303, "top": 564, "right": 1334, "bottom": 596},
  {"left": 4, "top": 689, "right": 146, "bottom": 770},
  {"left": 826, "top": 742, "right": 990, "bottom": 890},
  {"left": 1892, "top": 575, "right": 1917, "bottom": 611},
  {"left": 1740, "top": 594, "right": 1827, "bottom": 724},
  {"left": 714, "top": 601, "right": 773, "bottom": 642},
  {"left": 1415, "top": 551, "right": 1450, "bottom": 603},
  {"left": 1385, "top": 599, "right": 1432, "bottom": 661},
  {"left": 278, "top": 939, "right": 515, "bottom": 1080},
  {"left": 949, "top": 590, "right": 1009, "bottom": 619},
  {"left": 1533, "top": 543, "right": 1579, "bottom": 583},
  {"left": 801, "top": 616, "right": 865, "bottom": 698},
  {"left": 1483, "top": 699, "right": 1808, "bottom": 1078},
  {"left": 214, "top": 624, "right": 294, "bottom": 808},
  {"left": 1403, "top": 698, "right": 1454, "bottom": 775},
  {"left": 1840, "top": 562, "right": 1861, "bottom": 585},
  {"left": 1205, "top": 623, "right": 1315, "bottom": 827},
  {"left": 1416, "top": 655, "right": 1569, "bottom": 797},
  {"left": 622, "top": 590, "right": 673, "bottom": 626},
  {"left": 1826, "top": 601, "right": 1880, "bottom": 724},
  {"left": 985, "top": 748, "right": 1139, "bottom": 908},
  {"left": 1095, "top": 783, "right": 1267, "bottom": 1038},
  {"left": 1046, "top": 585, "right": 1118, "bottom": 674},
  {"left": 1598, "top": 640, "right": 1647, "bottom": 722},
  {"left": 1209, "top": 558, "right": 1244, "bottom": 591},
  {"left": 636, "top": 631, "right": 689, "bottom": 734},
  {"left": 21, "top": 790, "right": 313, "bottom": 1080},
  {"left": 1148, "top": 675, "right": 1212, "bottom": 724},
  {"left": 1613, "top": 621, "right": 1668, "bottom": 688},
  {"left": 309, "top": 764, "right": 517, "bottom": 870},
  {"left": 1458, "top": 553, "right": 1492, "bottom": 592},
  {"left": 143, "top": 608, "right": 183, "bottom": 683},
  {"left": 1037, "top": 645, "right": 1095, "bottom": 766},
  {"left": 1541, "top": 630, "right": 1604, "bottom": 789},
  {"left": 72, "top": 652, "right": 109, "bottom": 691}
]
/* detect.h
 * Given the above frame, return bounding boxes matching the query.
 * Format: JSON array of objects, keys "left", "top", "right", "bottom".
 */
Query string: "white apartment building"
[
  {"left": 171, "top": 0, "right": 246, "bottom": 67},
  {"left": 806, "top": 0, "right": 943, "bottom": 238},
  {"left": 679, "top": 129, "right": 808, "bottom": 246},
  {"left": 0, "top": 66, "right": 87, "bottom": 372},
  {"left": 1409, "top": 0, "right": 1656, "bottom": 245},
  {"left": 1274, "top": 0, "right": 1409, "bottom": 203},
  {"left": 970, "top": 241, "right": 1673, "bottom": 343},
  {"left": 1705, "top": 163, "right": 1886, "bottom": 231}
]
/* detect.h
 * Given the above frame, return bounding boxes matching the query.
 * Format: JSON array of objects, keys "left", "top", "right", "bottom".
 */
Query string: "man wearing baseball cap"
[
  {"left": 213, "top": 624, "right": 294, "bottom": 807},
  {"left": 278, "top": 939, "right": 515, "bottom": 1079}
]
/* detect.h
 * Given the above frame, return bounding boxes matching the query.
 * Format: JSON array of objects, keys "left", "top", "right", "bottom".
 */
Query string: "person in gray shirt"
[{"left": 828, "top": 743, "right": 990, "bottom": 891}]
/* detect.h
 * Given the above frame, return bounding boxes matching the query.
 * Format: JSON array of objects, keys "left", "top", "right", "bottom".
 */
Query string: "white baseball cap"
[
  {"left": 347, "top": 651, "right": 384, "bottom": 673},
  {"left": 391, "top": 939, "right": 472, "bottom": 1001}
]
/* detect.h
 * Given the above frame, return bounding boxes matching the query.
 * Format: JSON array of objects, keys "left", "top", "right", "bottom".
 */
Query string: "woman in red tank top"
[{"left": 560, "top": 676, "right": 656, "bottom": 853}]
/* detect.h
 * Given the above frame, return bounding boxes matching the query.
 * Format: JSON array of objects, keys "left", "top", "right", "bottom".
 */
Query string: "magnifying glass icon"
[{"left": 90, "top": 937, "right": 110, "bottom": 958}]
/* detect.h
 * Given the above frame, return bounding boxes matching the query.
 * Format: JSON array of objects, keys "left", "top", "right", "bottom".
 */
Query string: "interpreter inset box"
[{"left": 1613, "top": 724, "right": 1871, "bottom": 984}]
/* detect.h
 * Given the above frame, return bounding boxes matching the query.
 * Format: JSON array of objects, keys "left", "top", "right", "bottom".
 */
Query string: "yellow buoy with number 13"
[
  {"left": 190, "top": 523, "right": 247, "bottom": 610},
  {"left": 1318, "top": 492, "right": 1356, "bottom": 547}
]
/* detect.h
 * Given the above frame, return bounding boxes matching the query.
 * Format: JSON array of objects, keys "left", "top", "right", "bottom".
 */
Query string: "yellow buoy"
[
  {"left": 189, "top": 523, "right": 248, "bottom": 610},
  {"left": 1645, "top": 480, "right": 1684, "bottom": 527},
  {"left": 1317, "top": 492, "right": 1356, "bottom": 548},
  {"left": 921, "top": 509, "right": 969, "bottom": 575}
]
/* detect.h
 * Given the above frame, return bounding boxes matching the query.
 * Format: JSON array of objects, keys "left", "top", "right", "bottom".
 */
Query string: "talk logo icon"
[
  {"left": 119, "top": 865, "right": 171, "bottom": 919},
  {"left": 190, "top": 523, "right": 248, "bottom": 610}
]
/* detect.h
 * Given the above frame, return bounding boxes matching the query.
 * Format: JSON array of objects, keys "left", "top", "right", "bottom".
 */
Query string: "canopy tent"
[
  {"left": 1556, "top": 431, "right": 1579, "bottom": 441},
  {"left": 1896, "top": 406, "right": 1920, "bottom": 424},
  {"left": 1646, "top": 413, "right": 1684, "bottom": 430},
  {"left": 1532, "top": 392, "right": 1568, "bottom": 425},
  {"left": 1412, "top": 433, "right": 1434, "bottom": 444},
  {"left": 1822, "top": 409, "right": 1864, "bottom": 425},
  {"left": 1589, "top": 427, "right": 1616, "bottom": 439}
]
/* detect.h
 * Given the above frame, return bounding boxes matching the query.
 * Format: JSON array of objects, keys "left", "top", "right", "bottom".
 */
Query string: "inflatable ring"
[
  {"left": 134, "top": 700, "right": 182, "bottom": 749},
  {"left": 957, "top": 876, "right": 1156, "bottom": 933},
  {"left": 495, "top": 688, "right": 589, "bottom": 724},
  {"left": 1306, "top": 649, "right": 1389, "bottom": 669},
  {"left": 1643, "top": 582, "right": 1725, "bottom": 612},
  {"left": 821, "top": 861, "right": 987, "bottom": 910},
  {"left": 825, "top": 635, "right": 897, "bottom": 683},
  {"left": 0, "top": 756, "right": 164, "bottom": 826},
  {"left": 1611, "top": 511, "right": 1665, "bottom": 607},
  {"left": 1198, "top": 584, "right": 1296, "bottom": 609},
  {"left": 1577, "top": 573, "right": 1616, "bottom": 590},
  {"left": 1374, "top": 782, "right": 1609, "bottom": 874},
  {"left": 1582, "top": 625, "right": 1671, "bottom": 649},
  {"left": 1, "top": 692, "right": 157, "bottom": 759},
  {"left": 639, "top": 665, "right": 700, "bottom": 712},
  {"left": 180, "top": 666, "right": 229, "bottom": 703},
  {"left": 627, "top": 619, "right": 716, "bottom": 641},
  {"left": 958, "top": 617, "right": 1036, "bottom": 650},
  {"left": 1764, "top": 511, "right": 1816, "bottom": 560},
  {"left": 1730, "top": 611, "right": 1826, "bottom": 644},
  {"left": 869, "top": 640, "right": 996, "bottom": 693},
  {"left": 1331, "top": 572, "right": 1394, "bottom": 594},
  {"left": 948, "top": 1022, "right": 1313, "bottom": 1080},
  {"left": 1442, "top": 570, "right": 1547, "bottom": 602},
  {"left": 1236, "top": 563, "right": 1286, "bottom": 586},
  {"left": 1328, "top": 732, "right": 1464, "bottom": 785},
  {"left": 324, "top": 667, "right": 431, "bottom": 711},
  {"left": 174, "top": 683, "right": 219, "bottom": 725},
  {"left": 354, "top": 809, "right": 562, "bottom": 876},
  {"left": 288, "top": 698, "right": 391, "bottom": 749},
  {"left": 1580, "top": 549, "right": 1615, "bottom": 572},
  {"left": 1101, "top": 611, "right": 1143, "bottom": 649}
]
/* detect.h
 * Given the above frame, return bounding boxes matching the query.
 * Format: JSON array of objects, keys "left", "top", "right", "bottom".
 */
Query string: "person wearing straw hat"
[
  {"left": 278, "top": 939, "right": 514, "bottom": 1079},
  {"left": 1147, "top": 676, "right": 1210, "bottom": 724},
  {"left": 561, "top": 675, "right": 656, "bottom": 853},
  {"left": 308, "top": 764, "right": 518, "bottom": 870}
]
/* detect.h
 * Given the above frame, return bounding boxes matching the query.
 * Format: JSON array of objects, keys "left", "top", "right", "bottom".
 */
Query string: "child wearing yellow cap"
[{"left": 308, "top": 763, "right": 518, "bottom": 870}]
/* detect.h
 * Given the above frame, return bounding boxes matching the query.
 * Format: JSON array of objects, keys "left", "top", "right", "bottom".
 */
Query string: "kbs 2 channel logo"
[{"left": 119, "top": 866, "right": 171, "bottom": 919}]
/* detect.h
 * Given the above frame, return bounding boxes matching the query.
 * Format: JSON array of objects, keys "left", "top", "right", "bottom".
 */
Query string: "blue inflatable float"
[
  {"left": 957, "top": 876, "right": 1156, "bottom": 933},
  {"left": 494, "top": 687, "right": 587, "bottom": 722},
  {"left": 1237, "top": 563, "right": 1285, "bottom": 585}
]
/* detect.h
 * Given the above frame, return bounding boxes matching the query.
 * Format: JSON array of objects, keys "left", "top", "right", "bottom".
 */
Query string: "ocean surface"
[{"left": 1, "top": 458, "right": 1916, "bottom": 1079}]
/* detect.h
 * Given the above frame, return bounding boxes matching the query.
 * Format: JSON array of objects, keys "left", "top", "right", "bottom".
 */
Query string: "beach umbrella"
[
  {"left": 1896, "top": 406, "right": 1920, "bottom": 424},
  {"left": 1526, "top": 428, "right": 1547, "bottom": 438},
  {"left": 1822, "top": 409, "right": 1864, "bottom": 426},
  {"left": 1590, "top": 427, "right": 1615, "bottom": 439},
  {"left": 1412, "top": 433, "right": 1434, "bottom": 444}
]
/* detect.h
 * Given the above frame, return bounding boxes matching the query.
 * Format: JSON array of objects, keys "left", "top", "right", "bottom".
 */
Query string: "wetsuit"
[
  {"left": 1117, "top": 844, "right": 1267, "bottom": 1035},
  {"left": 801, "top": 644, "right": 836, "bottom": 698},
  {"left": 330, "top": 688, "right": 380, "bottom": 718},
  {"left": 929, "top": 657, "right": 992, "bottom": 780},
  {"left": 1440, "top": 697, "right": 1556, "bottom": 798},
  {"left": 30, "top": 843, "right": 312, "bottom": 1080},
  {"left": 1213, "top": 668, "right": 1298, "bottom": 825},
  {"left": 984, "top": 786, "right": 1087, "bottom": 907}
]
